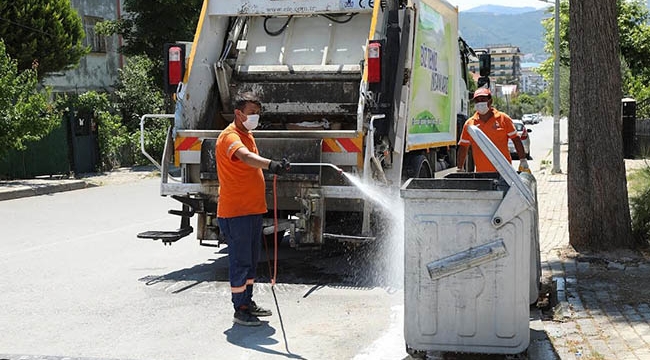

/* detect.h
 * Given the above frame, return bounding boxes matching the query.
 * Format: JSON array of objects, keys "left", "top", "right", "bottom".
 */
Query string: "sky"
[{"left": 446, "top": 0, "right": 551, "bottom": 12}]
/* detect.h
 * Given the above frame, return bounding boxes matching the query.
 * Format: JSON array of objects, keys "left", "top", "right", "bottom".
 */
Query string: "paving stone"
[{"left": 535, "top": 146, "right": 650, "bottom": 360}]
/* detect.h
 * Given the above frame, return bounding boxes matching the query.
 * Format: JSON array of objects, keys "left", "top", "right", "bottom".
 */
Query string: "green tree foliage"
[
  {"left": 618, "top": 0, "right": 650, "bottom": 84},
  {"left": 539, "top": 0, "right": 650, "bottom": 113},
  {"left": 0, "top": 0, "right": 88, "bottom": 79},
  {"left": 0, "top": 40, "right": 60, "bottom": 159},
  {"left": 96, "top": 0, "right": 202, "bottom": 61},
  {"left": 113, "top": 55, "right": 169, "bottom": 165},
  {"left": 114, "top": 55, "right": 167, "bottom": 131}
]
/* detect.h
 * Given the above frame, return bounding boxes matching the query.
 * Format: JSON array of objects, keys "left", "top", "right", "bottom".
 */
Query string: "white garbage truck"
[{"left": 138, "top": 0, "right": 475, "bottom": 249}]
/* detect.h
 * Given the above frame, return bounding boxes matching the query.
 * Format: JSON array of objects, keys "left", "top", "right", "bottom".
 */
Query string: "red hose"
[{"left": 272, "top": 174, "right": 278, "bottom": 285}]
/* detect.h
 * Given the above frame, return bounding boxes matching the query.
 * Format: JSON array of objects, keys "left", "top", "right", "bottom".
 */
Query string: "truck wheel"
[{"left": 405, "top": 154, "right": 432, "bottom": 179}]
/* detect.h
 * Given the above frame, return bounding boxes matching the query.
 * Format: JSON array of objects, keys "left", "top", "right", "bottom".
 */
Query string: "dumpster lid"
[{"left": 466, "top": 125, "right": 535, "bottom": 208}]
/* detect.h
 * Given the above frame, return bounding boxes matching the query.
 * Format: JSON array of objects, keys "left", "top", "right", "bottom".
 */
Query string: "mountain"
[
  {"left": 459, "top": 8, "right": 549, "bottom": 60},
  {"left": 464, "top": 5, "right": 540, "bottom": 15}
]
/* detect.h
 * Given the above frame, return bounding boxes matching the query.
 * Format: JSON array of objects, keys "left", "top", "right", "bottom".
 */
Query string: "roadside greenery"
[
  {"left": 539, "top": 0, "right": 650, "bottom": 117},
  {"left": 114, "top": 55, "right": 168, "bottom": 131},
  {"left": 628, "top": 164, "right": 650, "bottom": 245},
  {"left": 52, "top": 55, "right": 169, "bottom": 171},
  {"left": 0, "top": 40, "right": 60, "bottom": 160},
  {"left": 113, "top": 56, "right": 169, "bottom": 167}
]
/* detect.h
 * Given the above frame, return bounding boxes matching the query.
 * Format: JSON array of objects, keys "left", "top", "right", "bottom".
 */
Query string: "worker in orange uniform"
[
  {"left": 456, "top": 87, "right": 529, "bottom": 173},
  {"left": 216, "top": 91, "right": 290, "bottom": 327}
]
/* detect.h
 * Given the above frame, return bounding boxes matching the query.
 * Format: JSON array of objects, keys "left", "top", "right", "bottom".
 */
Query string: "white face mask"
[
  {"left": 474, "top": 102, "right": 489, "bottom": 115},
  {"left": 242, "top": 114, "right": 260, "bottom": 130}
]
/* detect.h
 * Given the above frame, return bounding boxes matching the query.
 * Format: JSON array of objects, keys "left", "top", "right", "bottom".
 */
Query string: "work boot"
[
  {"left": 249, "top": 300, "right": 272, "bottom": 317},
  {"left": 233, "top": 309, "right": 261, "bottom": 326}
]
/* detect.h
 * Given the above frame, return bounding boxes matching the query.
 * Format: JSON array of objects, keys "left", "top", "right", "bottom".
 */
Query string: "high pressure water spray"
[{"left": 290, "top": 162, "right": 344, "bottom": 175}]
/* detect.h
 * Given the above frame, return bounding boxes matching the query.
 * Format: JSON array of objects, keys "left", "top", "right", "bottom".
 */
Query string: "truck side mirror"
[{"left": 479, "top": 53, "right": 491, "bottom": 77}]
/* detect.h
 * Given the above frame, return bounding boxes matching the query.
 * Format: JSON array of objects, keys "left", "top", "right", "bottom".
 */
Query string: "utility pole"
[
  {"left": 540, "top": 0, "right": 562, "bottom": 173},
  {"left": 552, "top": 0, "right": 561, "bottom": 174}
]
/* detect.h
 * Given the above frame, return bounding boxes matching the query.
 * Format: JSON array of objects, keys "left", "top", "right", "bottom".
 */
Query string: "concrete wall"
[{"left": 42, "top": 0, "right": 123, "bottom": 94}]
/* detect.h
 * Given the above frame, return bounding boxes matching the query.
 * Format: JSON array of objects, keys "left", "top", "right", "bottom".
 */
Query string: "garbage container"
[
  {"left": 622, "top": 97, "right": 636, "bottom": 159},
  {"left": 401, "top": 125, "right": 540, "bottom": 356}
]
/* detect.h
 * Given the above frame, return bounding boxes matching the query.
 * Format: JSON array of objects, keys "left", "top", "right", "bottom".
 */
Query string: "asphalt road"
[{"left": 0, "top": 179, "right": 406, "bottom": 360}]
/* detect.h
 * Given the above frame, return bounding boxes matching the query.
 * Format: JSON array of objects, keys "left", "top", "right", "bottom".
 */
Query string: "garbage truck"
[{"left": 138, "top": 0, "right": 475, "bottom": 249}]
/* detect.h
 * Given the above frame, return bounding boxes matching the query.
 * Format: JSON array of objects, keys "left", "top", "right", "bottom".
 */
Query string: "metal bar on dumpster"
[{"left": 426, "top": 239, "right": 508, "bottom": 281}]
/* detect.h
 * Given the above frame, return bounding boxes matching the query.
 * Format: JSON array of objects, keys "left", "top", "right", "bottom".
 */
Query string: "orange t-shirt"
[
  {"left": 458, "top": 108, "right": 519, "bottom": 172},
  {"left": 216, "top": 123, "right": 267, "bottom": 218}
]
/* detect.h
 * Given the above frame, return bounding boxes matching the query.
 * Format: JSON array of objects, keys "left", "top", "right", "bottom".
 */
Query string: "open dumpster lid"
[{"left": 466, "top": 125, "right": 535, "bottom": 209}]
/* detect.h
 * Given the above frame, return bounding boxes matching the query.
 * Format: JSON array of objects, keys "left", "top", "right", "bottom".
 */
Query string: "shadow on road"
[
  {"left": 137, "top": 239, "right": 404, "bottom": 293},
  {"left": 224, "top": 323, "right": 306, "bottom": 359}
]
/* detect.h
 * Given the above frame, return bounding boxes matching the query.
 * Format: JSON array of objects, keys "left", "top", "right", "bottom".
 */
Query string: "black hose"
[
  {"left": 320, "top": 13, "right": 357, "bottom": 24},
  {"left": 264, "top": 16, "right": 293, "bottom": 36}
]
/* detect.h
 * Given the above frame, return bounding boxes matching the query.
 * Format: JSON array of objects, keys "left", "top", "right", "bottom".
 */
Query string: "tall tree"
[
  {"left": 569, "top": 1, "right": 633, "bottom": 249},
  {"left": 0, "top": 0, "right": 88, "bottom": 79}
]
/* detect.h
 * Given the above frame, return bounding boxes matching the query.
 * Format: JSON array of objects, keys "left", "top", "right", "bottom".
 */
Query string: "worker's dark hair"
[{"left": 233, "top": 91, "right": 261, "bottom": 111}]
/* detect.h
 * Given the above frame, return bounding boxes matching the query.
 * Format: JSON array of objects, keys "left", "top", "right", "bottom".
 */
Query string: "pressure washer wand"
[{"left": 290, "top": 162, "right": 343, "bottom": 175}]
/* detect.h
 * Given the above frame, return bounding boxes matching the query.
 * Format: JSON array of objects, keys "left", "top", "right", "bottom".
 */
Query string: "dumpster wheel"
[{"left": 405, "top": 343, "right": 426, "bottom": 359}]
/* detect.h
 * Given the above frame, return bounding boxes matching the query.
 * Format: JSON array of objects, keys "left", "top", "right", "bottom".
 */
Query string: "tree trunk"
[{"left": 568, "top": 1, "right": 634, "bottom": 250}]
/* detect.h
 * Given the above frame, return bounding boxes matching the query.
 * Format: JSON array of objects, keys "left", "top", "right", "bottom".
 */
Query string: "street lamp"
[{"left": 540, "top": 0, "right": 562, "bottom": 174}]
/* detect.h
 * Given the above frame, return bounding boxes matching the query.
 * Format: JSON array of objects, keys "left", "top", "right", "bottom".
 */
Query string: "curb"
[{"left": 0, "top": 180, "right": 89, "bottom": 202}]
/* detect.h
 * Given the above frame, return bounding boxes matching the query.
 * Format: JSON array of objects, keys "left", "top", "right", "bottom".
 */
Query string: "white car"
[
  {"left": 508, "top": 119, "right": 531, "bottom": 160},
  {"left": 522, "top": 113, "right": 536, "bottom": 125}
]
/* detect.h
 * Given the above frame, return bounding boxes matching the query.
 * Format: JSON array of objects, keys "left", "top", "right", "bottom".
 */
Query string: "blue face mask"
[{"left": 242, "top": 114, "right": 260, "bottom": 130}]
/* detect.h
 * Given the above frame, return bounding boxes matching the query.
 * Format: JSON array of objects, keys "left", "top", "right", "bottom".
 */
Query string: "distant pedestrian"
[
  {"left": 456, "top": 87, "right": 529, "bottom": 173},
  {"left": 216, "top": 91, "right": 290, "bottom": 326}
]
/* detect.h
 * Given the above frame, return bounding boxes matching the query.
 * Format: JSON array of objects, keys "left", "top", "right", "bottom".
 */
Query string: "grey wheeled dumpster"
[{"left": 401, "top": 125, "right": 540, "bottom": 356}]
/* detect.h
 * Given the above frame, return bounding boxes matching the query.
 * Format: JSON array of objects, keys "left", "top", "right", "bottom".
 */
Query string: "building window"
[{"left": 84, "top": 16, "right": 106, "bottom": 53}]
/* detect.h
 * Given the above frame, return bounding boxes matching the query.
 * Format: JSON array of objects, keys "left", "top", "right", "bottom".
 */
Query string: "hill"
[
  {"left": 459, "top": 9, "right": 549, "bottom": 60},
  {"left": 464, "top": 5, "right": 540, "bottom": 15}
]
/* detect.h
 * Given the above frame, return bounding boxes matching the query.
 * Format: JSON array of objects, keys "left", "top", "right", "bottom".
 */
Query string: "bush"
[
  {"left": 113, "top": 55, "right": 170, "bottom": 167},
  {"left": 114, "top": 55, "right": 168, "bottom": 131},
  {"left": 0, "top": 40, "right": 60, "bottom": 159},
  {"left": 629, "top": 163, "right": 650, "bottom": 244}
]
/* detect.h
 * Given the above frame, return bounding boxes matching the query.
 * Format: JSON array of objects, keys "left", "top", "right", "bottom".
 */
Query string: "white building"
[
  {"left": 520, "top": 63, "right": 547, "bottom": 94},
  {"left": 42, "top": 0, "right": 124, "bottom": 94}
]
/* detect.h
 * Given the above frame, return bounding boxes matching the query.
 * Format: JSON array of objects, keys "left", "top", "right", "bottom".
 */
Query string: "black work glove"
[{"left": 268, "top": 158, "right": 290, "bottom": 175}]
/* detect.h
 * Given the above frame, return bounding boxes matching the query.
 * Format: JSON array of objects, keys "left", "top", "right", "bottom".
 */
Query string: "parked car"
[
  {"left": 509, "top": 119, "right": 531, "bottom": 160},
  {"left": 522, "top": 113, "right": 536, "bottom": 125}
]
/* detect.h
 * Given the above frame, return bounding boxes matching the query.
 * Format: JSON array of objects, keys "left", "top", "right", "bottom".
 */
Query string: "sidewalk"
[
  {"left": 0, "top": 177, "right": 88, "bottom": 201},
  {"left": 537, "top": 144, "right": 650, "bottom": 360},
  {"left": 0, "top": 166, "right": 158, "bottom": 201}
]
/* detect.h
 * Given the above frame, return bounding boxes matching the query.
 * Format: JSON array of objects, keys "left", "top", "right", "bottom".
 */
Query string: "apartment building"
[
  {"left": 468, "top": 44, "right": 522, "bottom": 86},
  {"left": 520, "top": 63, "right": 547, "bottom": 94}
]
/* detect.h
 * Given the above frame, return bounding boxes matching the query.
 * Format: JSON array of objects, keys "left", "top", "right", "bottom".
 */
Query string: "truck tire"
[{"left": 405, "top": 153, "right": 433, "bottom": 180}]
